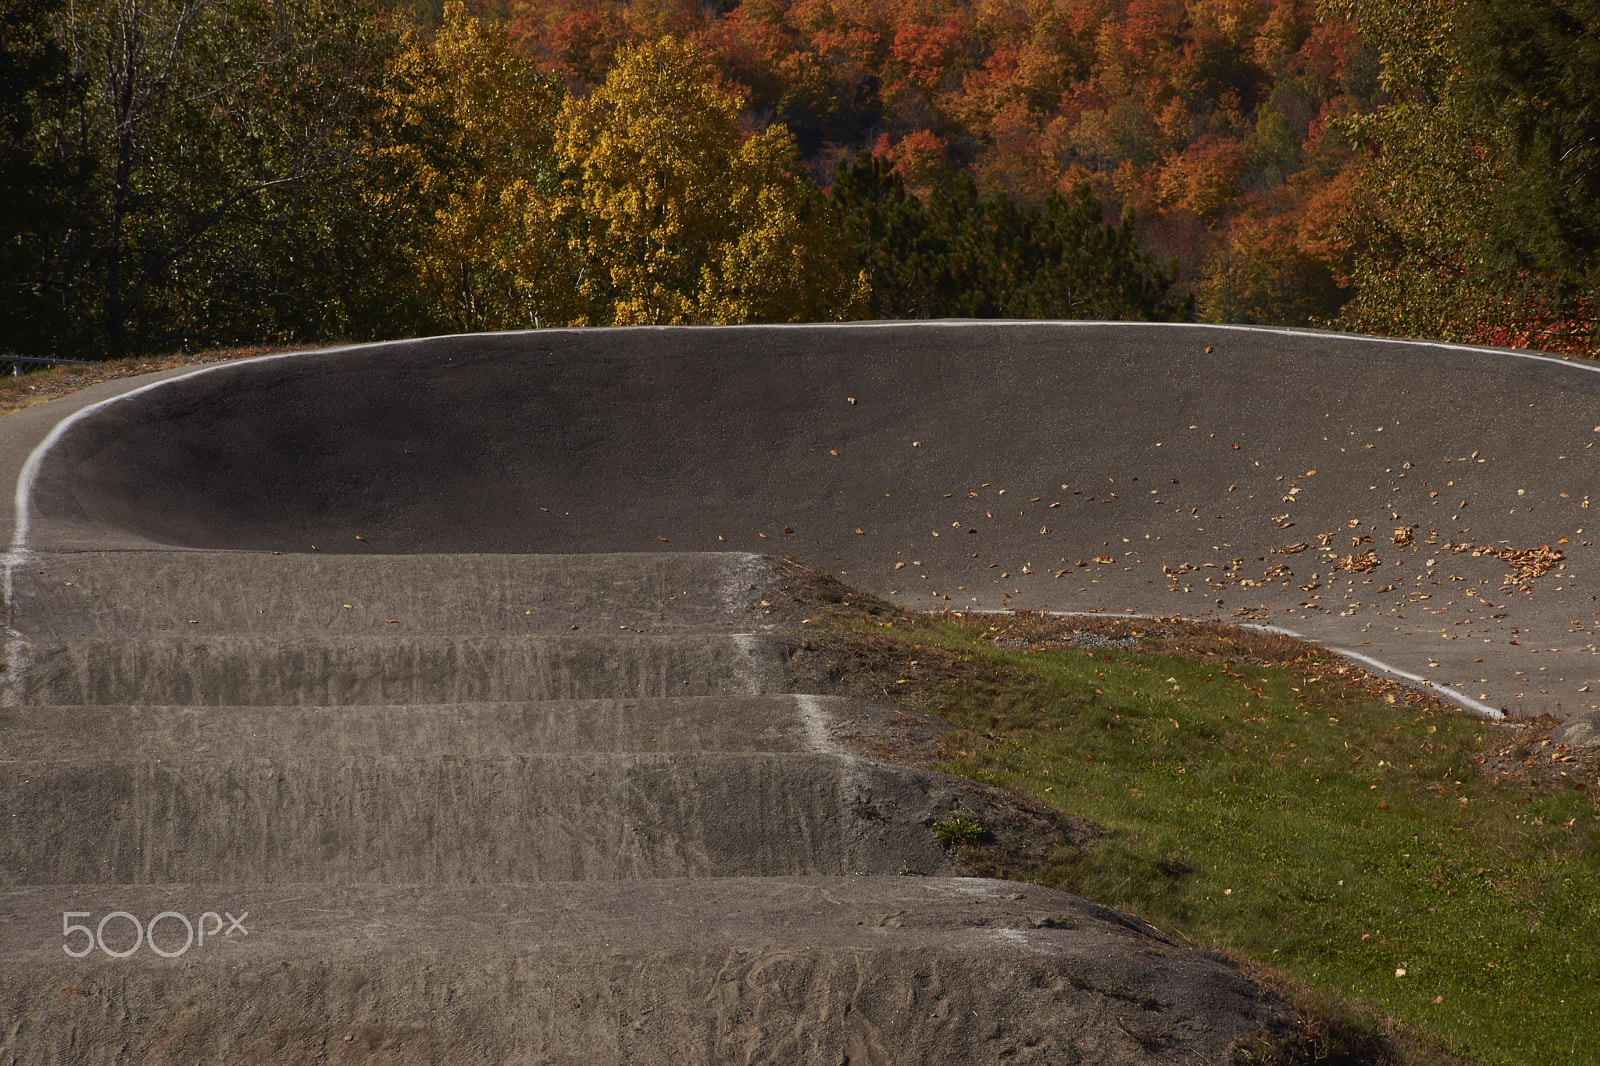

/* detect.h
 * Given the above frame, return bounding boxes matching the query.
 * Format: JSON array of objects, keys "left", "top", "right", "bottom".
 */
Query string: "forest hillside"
[{"left": 4, "top": 0, "right": 1597, "bottom": 357}]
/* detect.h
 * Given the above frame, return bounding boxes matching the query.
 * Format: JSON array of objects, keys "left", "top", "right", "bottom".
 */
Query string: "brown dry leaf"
[
  {"left": 1275, "top": 542, "right": 1309, "bottom": 554},
  {"left": 829, "top": 449, "right": 839, "bottom": 456},
  {"left": 1333, "top": 549, "right": 1381, "bottom": 574},
  {"left": 855, "top": 528, "right": 866, "bottom": 535},
  {"left": 1040, "top": 526, "right": 1051, "bottom": 535},
  {"left": 894, "top": 562, "right": 906, "bottom": 570},
  {"left": 1093, "top": 555, "right": 1114, "bottom": 564},
  {"left": 657, "top": 535, "right": 670, "bottom": 542},
  {"left": 1054, "top": 568, "right": 1070, "bottom": 578},
  {"left": 1393, "top": 525, "right": 1416, "bottom": 546},
  {"left": 1491, "top": 543, "right": 1565, "bottom": 587}
]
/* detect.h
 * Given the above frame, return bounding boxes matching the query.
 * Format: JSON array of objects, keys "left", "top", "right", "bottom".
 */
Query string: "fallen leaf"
[
  {"left": 1491, "top": 543, "right": 1564, "bottom": 586},
  {"left": 829, "top": 449, "right": 839, "bottom": 456},
  {"left": 855, "top": 528, "right": 866, "bottom": 535},
  {"left": 1334, "top": 549, "right": 1382, "bottom": 574},
  {"left": 657, "top": 535, "right": 669, "bottom": 542}
]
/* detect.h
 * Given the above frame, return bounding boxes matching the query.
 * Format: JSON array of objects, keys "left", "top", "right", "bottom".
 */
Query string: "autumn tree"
[
  {"left": 1326, "top": 0, "right": 1600, "bottom": 353},
  {"left": 555, "top": 35, "right": 863, "bottom": 324},
  {"left": 382, "top": 0, "right": 574, "bottom": 331}
]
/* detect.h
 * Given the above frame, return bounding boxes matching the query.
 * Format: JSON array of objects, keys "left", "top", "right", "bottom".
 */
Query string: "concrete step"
[
  {"left": 0, "top": 751, "right": 986, "bottom": 884},
  {"left": 0, "top": 877, "right": 1283, "bottom": 1065},
  {"left": 0, "top": 695, "right": 898, "bottom": 759},
  {"left": 8, "top": 550, "right": 792, "bottom": 637},
  {"left": 9, "top": 632, "right": 793, "bottom": 705}
]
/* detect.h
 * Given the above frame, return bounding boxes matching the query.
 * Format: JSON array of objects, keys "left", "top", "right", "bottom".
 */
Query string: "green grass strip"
[{"left": 833, "top": 612, "right": 1600, "bottom": 1065}]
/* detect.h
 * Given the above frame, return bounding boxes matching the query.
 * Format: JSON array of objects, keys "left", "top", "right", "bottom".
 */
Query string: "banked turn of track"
[{"left": 0, "top": 321, "right": 1595, "bottom": 1062}]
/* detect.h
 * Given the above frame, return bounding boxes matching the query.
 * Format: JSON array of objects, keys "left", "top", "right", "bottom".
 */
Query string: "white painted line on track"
[
  {"left": 954, "top": 606, "right": 1506, "bottom": 721},
  {"left": 794, "top": 694, "right": 843, "bottom": 756}
]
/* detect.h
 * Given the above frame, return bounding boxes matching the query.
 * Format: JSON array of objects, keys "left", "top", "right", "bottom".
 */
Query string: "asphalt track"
[
  {"left": 13, "top": 320, "right": 1599, "bottom": 725},
  {"left": 2, "top": 320, "right": 1597, "bottom": 1062}
]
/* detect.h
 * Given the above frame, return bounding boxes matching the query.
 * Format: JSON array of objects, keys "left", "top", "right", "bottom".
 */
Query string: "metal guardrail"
[{"left": 1, "top": 354, "right": 99, "bottom": 376}]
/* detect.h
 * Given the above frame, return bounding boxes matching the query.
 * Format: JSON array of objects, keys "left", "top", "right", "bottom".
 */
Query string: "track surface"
[
  {"left": 1, "top": 320, "right": 1596, "bottom": 1062},
  {"left": 16, "top": 321, "right": 1600, "bottom": 723}
]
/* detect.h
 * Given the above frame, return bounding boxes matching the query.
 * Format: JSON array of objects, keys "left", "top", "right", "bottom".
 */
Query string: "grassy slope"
[{"left": 807, "top": 584, "right": 1599, "bottom": 1065}]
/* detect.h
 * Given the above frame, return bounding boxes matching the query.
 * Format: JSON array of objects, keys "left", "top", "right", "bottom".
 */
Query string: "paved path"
[
  {"left": 1, "top": 320, "right": 1593, "bottom": 1060},
  {"left": 14, "top": 321, "right": 1598, "bottom": 723},
  {"left": 0, "top": 320, "right": 1337, "bottom": 1056}
]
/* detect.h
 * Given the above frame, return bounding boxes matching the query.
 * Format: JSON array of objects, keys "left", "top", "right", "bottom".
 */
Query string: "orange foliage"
[
  {"left": 502, "top": 0, "right": 1371, "bottom": 324},
  {"left": 1158, "top": 134, "right": 1249, "bottom": 222}
]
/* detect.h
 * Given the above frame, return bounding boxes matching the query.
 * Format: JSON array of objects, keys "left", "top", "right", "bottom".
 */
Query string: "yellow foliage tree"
[
  {"left": 555, "top": 36, "right": 863, "bottom": 325},
  {"left": 382, "top": 2, "right": 577, "bottom": 331}
]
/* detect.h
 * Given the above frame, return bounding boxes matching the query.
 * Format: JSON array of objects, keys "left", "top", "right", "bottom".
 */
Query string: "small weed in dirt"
[{"left": 930, "top": 813, "right": 989, "bottom": 848}]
